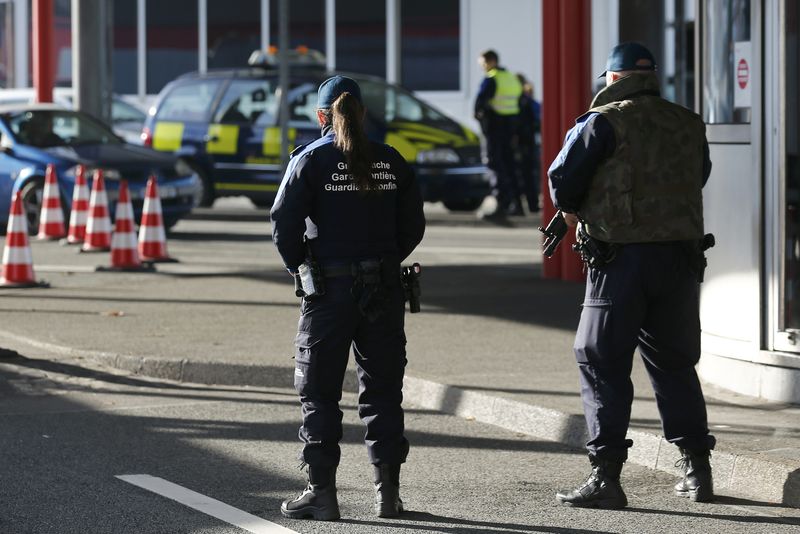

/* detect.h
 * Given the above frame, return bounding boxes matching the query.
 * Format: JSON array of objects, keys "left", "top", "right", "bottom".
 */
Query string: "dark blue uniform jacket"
[
  {"left": 271, "top": 127, "right": 426, "bottom": 271},
  {"left": 548, "top": 113, "right": 712, "bottom": 213}
]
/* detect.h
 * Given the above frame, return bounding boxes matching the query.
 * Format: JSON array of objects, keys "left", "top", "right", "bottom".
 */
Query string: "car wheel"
[
  {"left": 19, "top": 178, "right": 45, "bottom": 236},
  {"left": 186, "top": 160, "right": 215, "bottom": 208},
  {"left": 443, "top": 197, "right": 485, "bottom": 212}
]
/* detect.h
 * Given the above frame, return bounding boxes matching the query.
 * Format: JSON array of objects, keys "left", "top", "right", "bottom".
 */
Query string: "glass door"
[{"left": 773, "top": 0, "right": 800, "bottom": 351}]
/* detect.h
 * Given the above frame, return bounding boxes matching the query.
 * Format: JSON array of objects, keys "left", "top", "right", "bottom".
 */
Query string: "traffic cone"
[
  {"left": 138, "top": 175, "right": 177, "bottom": 262},
  {"left": 1, "top": 192, "right": 47, "bottom": 288},
  {"left": 80, "top": 169, "right": 112, "bottom": 252},
  {"left": 37, "top": 164, "right": 67, "bottom": 240},
  {"left": 65, "top": 164, "right": 89, "bottom": 244},
  {"left": 102, "top": 180, "right": 153, "bottom": 271}
]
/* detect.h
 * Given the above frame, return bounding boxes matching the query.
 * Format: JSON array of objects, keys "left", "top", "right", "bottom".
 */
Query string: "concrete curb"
[
  {"left": 402, "top": 376, "right": 800, "bottom": 508},
  {"left": 2, "top": 332, "right": 798, "bottom": 508}
]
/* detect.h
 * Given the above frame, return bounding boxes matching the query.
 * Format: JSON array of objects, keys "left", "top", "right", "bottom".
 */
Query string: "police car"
[{"left": 141, "top": 48, "right": 490, "bottom": 211}]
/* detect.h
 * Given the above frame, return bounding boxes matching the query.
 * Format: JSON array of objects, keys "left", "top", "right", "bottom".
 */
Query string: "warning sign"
[
  {"left": 734, "top": 41, "right": 752, "bottom": 109},
  {"left": 737, "top": 58, "right": 749, "bottom": 89}
]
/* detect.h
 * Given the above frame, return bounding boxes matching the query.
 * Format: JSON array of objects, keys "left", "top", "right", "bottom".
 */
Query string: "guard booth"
[
  {"left": 572, "top": 0, "right": 800, "bottom": 403},
  {"left": 697, "top": 0, "right": 800, "bottom": 403}
]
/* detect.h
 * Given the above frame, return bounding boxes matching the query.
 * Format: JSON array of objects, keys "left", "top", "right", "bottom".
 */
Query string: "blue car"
[{"left": 0, "top": 104, "right": 202, "bottom": 235}]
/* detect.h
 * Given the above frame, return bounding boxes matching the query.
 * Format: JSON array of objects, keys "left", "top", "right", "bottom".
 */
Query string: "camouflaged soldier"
[{"left": 547, "top": 42, "right": 716, "bottom": 509}]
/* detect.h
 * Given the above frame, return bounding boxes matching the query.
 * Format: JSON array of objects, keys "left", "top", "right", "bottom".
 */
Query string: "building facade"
[
  {"left": 697, "top": 0, "right": 800, "bottom": 403},
  {"left": 0, "top": 0, "right": 546, "bottom": 135}
]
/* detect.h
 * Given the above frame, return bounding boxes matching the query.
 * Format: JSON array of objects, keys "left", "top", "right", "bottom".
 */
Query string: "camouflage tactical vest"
[{"left": 579, "top": 73, "right": 706, "bottom": 243}]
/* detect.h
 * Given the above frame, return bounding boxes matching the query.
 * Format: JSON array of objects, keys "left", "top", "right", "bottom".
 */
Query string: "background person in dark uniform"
[
  {"left": 474, "top": 49, "right": 524, "bottom": 218},
  {"left": 547, "top": 42, "right": 715, "bottom": 509},
  {"left": 271, "top": 76, "right": 425, "bottom": 521},
  {"left": 514, "top": 73, "right": 541, "bottom": 214}
]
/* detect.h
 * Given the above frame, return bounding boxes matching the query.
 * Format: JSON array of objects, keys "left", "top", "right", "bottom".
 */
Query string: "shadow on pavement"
[
  {"left": 2, "top": 355, "right": 292, "bottom": 395},
  {"left": 413, "top": 263, "right": 584, "bottom": 330},
  {"left": 341, "top": 511, "right": 609, "bottom": 534},
  {"left": 9, "top": 292, "right": 295, "bottom": 308},
  {"left": 626, "top": 503, "right": 800, "bottom": 527},
  {"left": 1, "top": 355, "right": 571, "bottom": 455},
  {"left": 169, "top": 231, "right": 271, "bottom": 243}
]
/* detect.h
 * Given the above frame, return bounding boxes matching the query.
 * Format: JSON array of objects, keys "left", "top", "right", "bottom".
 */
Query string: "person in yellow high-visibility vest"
[{"left": 475, "top": 49, "right": 524, "bottom": 219}]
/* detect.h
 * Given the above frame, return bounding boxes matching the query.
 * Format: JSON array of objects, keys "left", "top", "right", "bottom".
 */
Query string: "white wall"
[
  {"left": 420, "top": 0, "right": 542, "bottom": 135},
  {"left": 591, "top": 0, "right": 619, "bottom": 89},
  {"left": 424, "top": 0, "right": 619, "bottom": 136}
]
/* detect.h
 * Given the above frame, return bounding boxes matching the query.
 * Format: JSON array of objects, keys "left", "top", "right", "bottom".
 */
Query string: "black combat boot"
[
  {"left": 280, "top": 465, "right": 340, "bottom": 521},
  {"left": 374, "top": 464, "right": 404, "bottom": 518},
  {"left": 555, "top": 455, "right": 627, "bottom": 509},
  {"left": 674, "top": 448, "right": 714, "bottom": 502}
]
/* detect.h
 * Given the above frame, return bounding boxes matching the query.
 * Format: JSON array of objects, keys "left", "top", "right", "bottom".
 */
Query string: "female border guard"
[{"left": 270, "top": 76, "right": 425, "bottom": 521}]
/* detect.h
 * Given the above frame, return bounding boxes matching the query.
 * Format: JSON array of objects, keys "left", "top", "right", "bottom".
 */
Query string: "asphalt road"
[
  {"left": 2, "top": 199, "right": 800, "bottom": 533},
  {"left": 2, "top": 345, "right": 800, "bottom": 534}
]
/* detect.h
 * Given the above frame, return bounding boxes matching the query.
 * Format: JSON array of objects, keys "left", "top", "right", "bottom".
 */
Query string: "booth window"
[
  {"left": 702, "top": 0, "right": 751, "bottom": 124},
  {"left": 113, "top": 0, "right": 137, "bottom": 94},
  {"left": 401, "top": 0, "right": 459, "bottom": 91},
  {"left": 336, "top": 0, "right": 386, "bottom": 78},
  {"left": 146, "top": 0, "right": 198, "bottom": 94},
  {"left": 207, "top": 0, "right": 260, "bottom": 70},
  {"left": 269, "top": 0, "right": 324, "bottom": 52},
  {"left": 0, "top": 1, "right": 12, "bottom": 88}
]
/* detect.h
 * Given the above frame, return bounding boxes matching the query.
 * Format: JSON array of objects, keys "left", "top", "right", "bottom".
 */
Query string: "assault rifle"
[{"left": 539, "top": 211, "right": 567, "bottom": 257}]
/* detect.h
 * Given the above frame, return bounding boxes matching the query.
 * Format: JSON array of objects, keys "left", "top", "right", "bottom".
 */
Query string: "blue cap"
[
  {"left": 317, "top": 75, "right": 362, "bottom": 109},
  {"left": 599, "top": 42, "right": 657, "bottom": 78}
]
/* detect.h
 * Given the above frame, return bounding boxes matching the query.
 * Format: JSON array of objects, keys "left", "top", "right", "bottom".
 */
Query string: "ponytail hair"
[{"left": 328, "top": 92, "right": 374, "bottom": 192}]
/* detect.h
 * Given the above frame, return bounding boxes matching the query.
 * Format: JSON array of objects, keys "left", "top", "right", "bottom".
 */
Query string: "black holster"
[
  {"left": 573, "top": 225, "right": 618, "bottom": 269},
  {"left": 682, "top": 233, "right": 715, "bottom": 283}
]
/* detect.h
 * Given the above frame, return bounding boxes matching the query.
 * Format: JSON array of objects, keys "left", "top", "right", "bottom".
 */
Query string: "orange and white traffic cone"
[
  {"left": 37, "top": 164, "right": 67, "bottom": 240},
  {"left": 80, "top": 169, "right": 112, "bottom": 252},
  {"left": 138, "top": 175, "right": 177, "bottom": 262},
  {"left": 65, "top": 164, "right": 89, "bottom": 244},
  {"left": 1, "top": 192, "right": 47, "bottom": 288},
  {"left": 103, "top": 180, "right": 153, "bottom": 271}
]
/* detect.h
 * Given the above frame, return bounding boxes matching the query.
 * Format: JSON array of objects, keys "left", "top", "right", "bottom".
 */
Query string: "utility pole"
[{"left": 72, "top": 0, "right": 113, "bottom": 124}]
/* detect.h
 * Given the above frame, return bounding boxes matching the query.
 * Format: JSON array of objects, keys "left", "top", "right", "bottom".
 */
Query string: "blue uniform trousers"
[
  {"left": 293, "top": 276, "right": 409, "bottom": 468},
  {"left": 574, "top": 242, "right": 715, "bottom": 462}
]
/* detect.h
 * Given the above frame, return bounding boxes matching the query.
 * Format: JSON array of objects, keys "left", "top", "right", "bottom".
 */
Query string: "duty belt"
[{"left": 322, "top": 264, "right": 354, "bottom": 278}]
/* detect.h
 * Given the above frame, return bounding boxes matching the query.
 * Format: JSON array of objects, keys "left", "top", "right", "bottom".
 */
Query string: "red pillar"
[
  {"left": 32, "top": 0, "right": 55, "bottom": 103},
  {"left": 541, "top": 0, "right": 591, "bottom": 282},
  {"left": 540, "top": 0, "right": 562, "bottom": 279}
]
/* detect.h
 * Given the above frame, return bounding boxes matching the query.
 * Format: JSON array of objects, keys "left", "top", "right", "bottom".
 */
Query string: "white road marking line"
[{"left": 116, "top": 474, "right": 299, "bottom": 534}]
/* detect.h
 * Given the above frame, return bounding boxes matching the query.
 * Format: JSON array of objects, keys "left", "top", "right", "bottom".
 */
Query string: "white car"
[{"left": 0, "top": 88, "right": 146, "bottom": 144}]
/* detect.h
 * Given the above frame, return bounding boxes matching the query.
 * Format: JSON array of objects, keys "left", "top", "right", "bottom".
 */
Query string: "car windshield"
[
  {"left": 356, "top": 77, "right": 464, "bottom": 136},
  {"left": 2, "top": 109, "right": 121, "bottom": 148}
]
